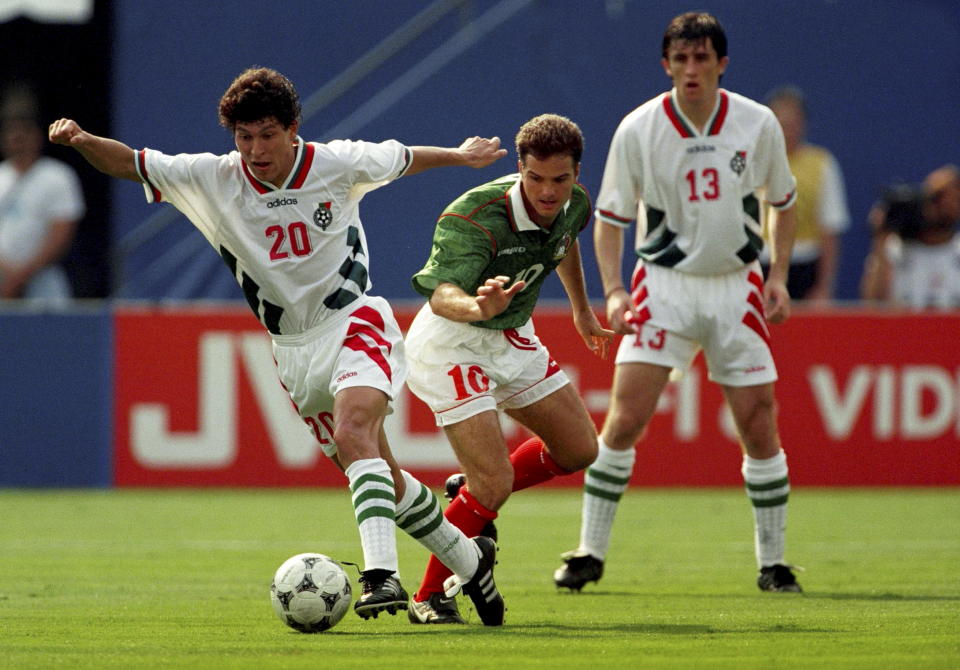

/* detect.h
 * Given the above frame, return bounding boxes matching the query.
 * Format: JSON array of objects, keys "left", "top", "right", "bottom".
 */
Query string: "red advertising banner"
[{"left": 114, "top": 304, "right": 960, "bottom": 487}]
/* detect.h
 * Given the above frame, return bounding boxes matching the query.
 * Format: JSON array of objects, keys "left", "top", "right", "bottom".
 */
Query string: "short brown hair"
[
  {"left": 662, "top": 12, "right": 727, "bottom": 60},
  {"left": 218, "top": 67, "right": 301, "bottom": 131},
  {"left": 515, "top": 114, "right": 583, "bottom": 165}
]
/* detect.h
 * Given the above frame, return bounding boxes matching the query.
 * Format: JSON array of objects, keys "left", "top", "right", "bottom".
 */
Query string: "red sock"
[
  {"left": 414, "top": 488, "right": 497, "bottom": 601},
  {"left": 510, "top": 437, "right": 570, "bottom": 492}
]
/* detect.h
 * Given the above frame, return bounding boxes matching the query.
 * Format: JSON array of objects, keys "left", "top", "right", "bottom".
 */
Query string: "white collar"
[{"left": 508, "top": 173, "right": 569, "bottom": 232}]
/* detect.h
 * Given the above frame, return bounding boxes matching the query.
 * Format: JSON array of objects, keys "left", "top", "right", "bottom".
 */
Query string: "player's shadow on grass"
[
  {"left": 558, "top": 589, "right": 960, "bottom": 602},
  {"left": 503, "top": 622, "right": 845, "bottom": 635},
  {"left": 507, "top": 622, "right": 713, "bottom": 635},
  {"left": 807, "top": 592, "right": 960, "bottom": 602},
  {"left": 337, "top": 623, "right": 717, "bottom": 636}
]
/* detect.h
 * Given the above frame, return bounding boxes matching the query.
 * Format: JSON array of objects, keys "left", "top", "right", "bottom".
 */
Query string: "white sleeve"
[
  {"left": 594, "top": 120, "right": 641, "bottom": 227},
  {"left": 817, "top": 153, "right": 850, "bottom": 233},
  {"left": 326, "top": 139, "right": 410, "bottom": 198},
  {"left": 759, "top": 114, "right": 797, "bottom": 209},
  {"left": 135, "top": 148, "right": 224, "bottom": 243}
]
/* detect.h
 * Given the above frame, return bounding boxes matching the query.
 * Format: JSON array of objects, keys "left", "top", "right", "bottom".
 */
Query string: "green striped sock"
[
  {"left": 395, "top": 471, "right": 477, "bottom": 580},
  {"left": 345, "top": 458, "right": 398, "bottom": 573},
  {"left": 579, "top": 441, "right": 635, "bottom": 559},
  {"left": 742, "top": 451, "right": 790, "bottom": 568}
]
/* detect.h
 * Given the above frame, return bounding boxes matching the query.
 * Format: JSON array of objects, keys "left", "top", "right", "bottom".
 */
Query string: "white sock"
[
  {"left": 742, "top": 450, "right": 790, "bottom": 568},
  {"left": 395, "top": 470, "right": 478, "bottom": 580},
  {"left": 578, "top": 439, "right": 635, "bottom": 560},
  {"left": 344, "top": 458, "right": 398, "bottom": 574}
]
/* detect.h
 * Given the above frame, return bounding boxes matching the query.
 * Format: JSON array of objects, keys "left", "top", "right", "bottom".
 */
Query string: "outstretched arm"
[
  {"left": 429, "top": 276, "right": 525, "bottom": 323},
  {"left": 406, "top": 136, "right": 507, "bottom": 176},
  {"left": 48, "top": 119, "right": 141, "bottom": 182}
]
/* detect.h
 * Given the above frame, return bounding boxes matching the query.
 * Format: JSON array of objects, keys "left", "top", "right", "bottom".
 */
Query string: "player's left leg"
[
  {"left": 392, "top": 468, "right": 487, "bottom": 601},
  {"left": 504, "top": 384, "right": 617, "bottom": 592},
  {"left": 504, "top": 382, "right": 597, "bottom": 485},
  {"left": 723, "top": 382, "right": 801, "bottom": 593}
]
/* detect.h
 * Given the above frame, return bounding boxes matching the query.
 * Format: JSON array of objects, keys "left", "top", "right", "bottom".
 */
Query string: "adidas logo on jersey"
[{"left": 266, "top": 197, "right": 299, "bottom": 208}]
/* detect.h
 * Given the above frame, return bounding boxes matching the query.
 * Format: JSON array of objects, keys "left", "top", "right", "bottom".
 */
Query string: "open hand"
[{"left": 458, "top": 136, "right": 508, "bottom": 168}]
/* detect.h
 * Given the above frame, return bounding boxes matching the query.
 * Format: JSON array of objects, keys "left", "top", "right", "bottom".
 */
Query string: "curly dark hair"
[
  {"left": 217, "top": 67, "right": 301, "bottom": 131},
  {"left": 515, "top": 114, "right": 583, "bottom": 165}
]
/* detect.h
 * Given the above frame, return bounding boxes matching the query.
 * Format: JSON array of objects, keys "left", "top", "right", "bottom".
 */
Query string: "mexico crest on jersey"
[
  {"left": 730, "top": 151, "right": 747, "bottom": 176},
  {"left": 553, "top": 232, "right": 572, "bottom": 261},
  {"left": 313, "top": 202, "right": 333, "bottom": 230}
]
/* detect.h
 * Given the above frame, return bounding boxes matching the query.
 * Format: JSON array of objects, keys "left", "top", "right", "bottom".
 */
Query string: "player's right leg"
[
  {"left": 333, "top": 389, "right": 410, "bottom": 618},
  {"left": 555, "top": 361, "right": 670, "bottom": 591},
  {"left": 555, "top": 262, "right": 699, "bottom": 590},
  {"left": 274, "top": 297, "right": 415, "bottom": 620}
]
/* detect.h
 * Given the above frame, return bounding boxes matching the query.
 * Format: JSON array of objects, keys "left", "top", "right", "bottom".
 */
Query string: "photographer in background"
[{"left": 861, "top": 164, "right": 960, "bottom": 309}]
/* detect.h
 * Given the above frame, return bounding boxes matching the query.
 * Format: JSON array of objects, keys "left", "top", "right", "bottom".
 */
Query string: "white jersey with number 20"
[{"left": 135, "top": 136, "right": 411, "bottom": 335}]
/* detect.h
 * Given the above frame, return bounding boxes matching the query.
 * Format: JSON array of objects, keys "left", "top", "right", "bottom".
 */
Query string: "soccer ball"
[{"left": 270, "top": 553, "right": 352, "bottom": 633}]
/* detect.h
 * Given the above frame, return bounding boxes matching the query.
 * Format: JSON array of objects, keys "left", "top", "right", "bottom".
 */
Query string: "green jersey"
[{"left": 412, "top": 173, "right": 591, "bottom": 330}]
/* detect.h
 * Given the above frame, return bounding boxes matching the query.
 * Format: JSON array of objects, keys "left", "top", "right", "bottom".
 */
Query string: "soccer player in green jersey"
[{"left": 403, "top": 114, "right": 614, "bottom": 624}]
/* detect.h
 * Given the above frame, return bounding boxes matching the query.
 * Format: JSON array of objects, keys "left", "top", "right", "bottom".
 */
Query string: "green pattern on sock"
[
  {"left": 745, "top": 477, "right": 789, "bottom": 492},
  {"left": 356, "top": 505, "right": 395, "bottom": 524},
  {"left": 349, "top": 472, "right": 394, "bottom": 493},
  {"left": 354, "top": 487, "right": 396, "bottom": 505},
  {"left": 585, "top": 484, "right": 624, "bottom": 502},
  {"left": 587, "top": 467, "right": 632, "bottom": 486},
  {"left": 750, "top": 494, "right": 789, "bottom": 508}
]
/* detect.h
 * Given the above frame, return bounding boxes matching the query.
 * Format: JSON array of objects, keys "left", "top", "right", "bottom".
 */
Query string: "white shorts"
[
  {"left": 272, "top": 295, "right": 406, "bottom": 456},
  {"left": 404, "top": 303, "right": 569, "bottom": 426},
  {"left": 615, "top": 260, "right": 778, "bottom": 387}
]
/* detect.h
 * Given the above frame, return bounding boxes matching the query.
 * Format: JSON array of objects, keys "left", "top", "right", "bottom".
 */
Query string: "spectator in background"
[
  {"left": 861, "top": 164, "right": 960, "bottom": 309},
  {"left": 762, "top": 86, "right": 849, "bottom": 302},
  {"left": 0, "top": 84, "right": 83, "bottom": 302}
]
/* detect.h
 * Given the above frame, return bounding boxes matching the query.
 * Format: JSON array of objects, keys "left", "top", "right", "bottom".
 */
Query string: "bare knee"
[
  {"left": 463, "top": 464, "right": 513, "bottom": 511},
  {"left": 551, "top": 433, "right": 598, "bottom": 473},
  {"left": 735, "top": 395, "right": 780, "bottom": 458},
  {"left": 602, "top": 406, "right": 650, "bottom": 450},
  {"left": 332, "top": 420, "right": 378, "bottom": 464}
]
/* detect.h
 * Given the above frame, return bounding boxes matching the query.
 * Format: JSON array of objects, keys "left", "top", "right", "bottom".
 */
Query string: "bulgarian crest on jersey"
[
  {"left": 313, "top": 202, "right": 333, "bottom": 230},
  {"left": 730, "top": 150, "right": 747, "bottom": 176},
  {"left": 553, "top": 232, "right": 572, "bottom": 261}
]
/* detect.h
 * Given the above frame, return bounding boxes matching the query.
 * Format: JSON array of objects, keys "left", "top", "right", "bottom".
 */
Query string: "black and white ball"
[{"left": 270, "top": 553, "right": 352, "bottom": 633}]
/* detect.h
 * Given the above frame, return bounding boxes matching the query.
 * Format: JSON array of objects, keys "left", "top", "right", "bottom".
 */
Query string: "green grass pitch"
[{"left": 1, "top": 487, "right": 957, "bottom": 669}]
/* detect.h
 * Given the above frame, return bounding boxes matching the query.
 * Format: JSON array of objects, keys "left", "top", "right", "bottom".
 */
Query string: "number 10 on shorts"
[{"left": 447, "top": 365, "right": 490, "bottom": 401}]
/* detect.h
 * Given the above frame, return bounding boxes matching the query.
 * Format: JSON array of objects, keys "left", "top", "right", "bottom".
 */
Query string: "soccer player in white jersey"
[
  {"left": 49, "top": 67, "right": 510, "bottom": 622},
  {"left": 554, "top": 12, "right": 804, "bottom": 593}
]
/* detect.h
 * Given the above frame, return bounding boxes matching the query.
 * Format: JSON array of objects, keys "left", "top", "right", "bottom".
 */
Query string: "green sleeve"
[{"left": 411, "top": 214, "right": 495, "bottom": 298}]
